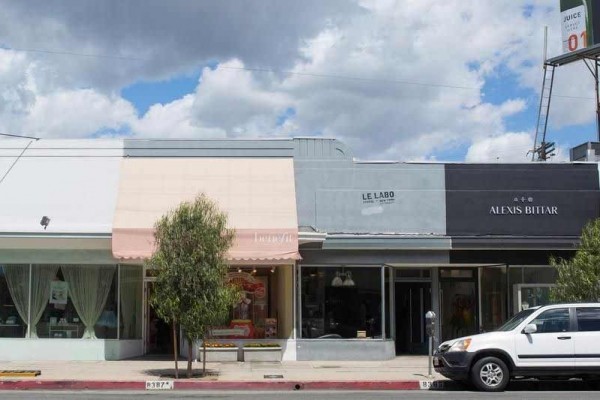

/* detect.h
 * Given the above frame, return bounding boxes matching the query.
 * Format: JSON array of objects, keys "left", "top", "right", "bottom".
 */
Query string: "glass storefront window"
[
  {"left": 37, "top": 265, "right": 117, "bottom": 339},
  {"left": 120, "top": 265, "right": 142, "bottom": 339},
  {"left": 480, "top": 267, "right": 507, "bottom": 332},
  {"left": 0, "top": 263, "right": 137, "bottom": 340},
  {"left": 509, "top": 266, "right": 557, "bottom": 315},
  {"left": 0, "top": 265, "right": 28, "bottom": 338},
  {"left": 301, "top": 266, "right": 383, "bottom": 339},
  {"left": 214, "top": 268, "right": 277, "bottom": 339}
]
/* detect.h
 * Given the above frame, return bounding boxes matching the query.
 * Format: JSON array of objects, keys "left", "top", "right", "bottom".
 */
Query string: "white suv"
[{"left": 433, "top": 303, "right": 600, "bottom": 391}]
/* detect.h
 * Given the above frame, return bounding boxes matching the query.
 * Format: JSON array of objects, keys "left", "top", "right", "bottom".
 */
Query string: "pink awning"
[{"left": 112, "top": 158, "right": 300, "bottom": 264}]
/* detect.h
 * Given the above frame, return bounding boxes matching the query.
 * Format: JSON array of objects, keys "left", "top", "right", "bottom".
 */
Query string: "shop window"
[
  {"left": 37, "top": 265, "right": 117, "bottom": 339},
  {"left": 480, "top": 267, "right": 507, "bottom": 332},
  {"left": 0, "top": 265, "right": 29, "bottom": 338},
  {"left": 120, "top": 265, "right": 142, "bottom": 339},
  {"left": 509, "top": 266, "right": 557, "bottom": 315},
  {"left": 207, "top": 268, "right": 277, "bottom": 339},
  {"left": 301, "top": 267, "right": 382, "bottom": 339}
]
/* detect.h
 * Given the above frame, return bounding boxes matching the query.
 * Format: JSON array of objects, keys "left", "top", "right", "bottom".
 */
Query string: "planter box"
[
  {"left": 243, "top": 347, "right": 282, "bottom": 362},
  {"left": 198, "top": 347, "right": 239, "bottom": 362}
]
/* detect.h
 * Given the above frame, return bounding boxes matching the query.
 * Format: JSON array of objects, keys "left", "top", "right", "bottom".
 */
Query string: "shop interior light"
[
  {"left": 270, "top": 267, "right": 275, "bottom": 273},
  {"left": 331, "top": 271, "right": 344, "bottom": 287},
  {"left": 331, "top": 269, "right": 356, "bottom": 287},
  {"left": 237, "top": 267, "right": 242, "bottom": 273},
  {"left": 252, "top": 268, "right": 257, "bottom": 275},
  {"left": 342, "top": 271, "right": 355, "bottom": 287}
]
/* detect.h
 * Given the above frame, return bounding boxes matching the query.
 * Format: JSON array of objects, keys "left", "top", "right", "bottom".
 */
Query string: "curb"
[{"left": 0, "top": 380, "right": 423, "bottom": 391}]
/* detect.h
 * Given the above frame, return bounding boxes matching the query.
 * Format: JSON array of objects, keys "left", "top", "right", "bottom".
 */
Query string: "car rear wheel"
[{"left": 470, "top": 356, "right": 509, "bottom": 392}]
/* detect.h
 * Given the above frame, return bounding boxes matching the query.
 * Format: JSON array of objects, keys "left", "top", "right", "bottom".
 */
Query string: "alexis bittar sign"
[{"left": 489, "top": 196, "right": 558, "bottom": 216}]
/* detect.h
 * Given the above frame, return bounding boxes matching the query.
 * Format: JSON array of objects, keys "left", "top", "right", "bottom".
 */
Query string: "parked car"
[{"left": 433, "top": 303, "right": 600, "bottom": 391}]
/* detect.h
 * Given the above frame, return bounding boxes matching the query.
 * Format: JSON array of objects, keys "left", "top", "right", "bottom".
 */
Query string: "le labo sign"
[{"left": 489, "top": 196, "right": 558, "bottom": 216}]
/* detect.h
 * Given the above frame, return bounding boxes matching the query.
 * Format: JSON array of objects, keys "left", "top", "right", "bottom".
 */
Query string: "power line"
[
  {"left": 4, "top": 46, "right": 478, "bottom": 91},
  {"left": 0, "top": 132, "right": 40, "bottom": 140},
  {"left": 5, "top": 46, "right": 600, "bottom": 99}
]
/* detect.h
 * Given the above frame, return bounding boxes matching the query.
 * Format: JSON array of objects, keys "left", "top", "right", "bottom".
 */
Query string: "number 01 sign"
[
  {"left": 559, "top": 0, "right": 600, "bottom": 54},
  {"left": 561, "top": 1, "right": 588, "bottom": 52}
]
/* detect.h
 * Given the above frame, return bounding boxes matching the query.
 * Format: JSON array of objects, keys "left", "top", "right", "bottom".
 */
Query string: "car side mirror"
[{"left": 523, "top": 324, "right": 537, "bottom": 334}]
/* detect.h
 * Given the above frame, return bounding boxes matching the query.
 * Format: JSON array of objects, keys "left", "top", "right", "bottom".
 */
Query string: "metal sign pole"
[{"left": 428, "top": 335, "right": 433, "bottom": 378}]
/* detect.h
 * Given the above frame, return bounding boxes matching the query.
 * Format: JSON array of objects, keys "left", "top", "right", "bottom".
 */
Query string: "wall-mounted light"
[{"left": 40, "top": 216, "right": 51, "bottom": 230}]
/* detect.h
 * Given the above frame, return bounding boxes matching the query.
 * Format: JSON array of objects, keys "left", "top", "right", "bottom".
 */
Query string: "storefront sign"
[
  {"left": 253, "top": 232, "right": 293, "bottom": 244},
  {"left": 445, "top": 164, "right": 600, "bottom": 236},
  {"left": 361, "top": 190, "right": 396, "bottom": 205},
  {"left": 489, "top": 196, "right": 558, "bottom": 216}
]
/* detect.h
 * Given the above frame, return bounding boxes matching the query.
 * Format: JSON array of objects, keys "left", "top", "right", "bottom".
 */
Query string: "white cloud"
[
  {"left": 0, "top": 1, "right": 592, "bottom": 161},
  {"left": 465, "top": 132, "right": 534, "bottom": 162}
]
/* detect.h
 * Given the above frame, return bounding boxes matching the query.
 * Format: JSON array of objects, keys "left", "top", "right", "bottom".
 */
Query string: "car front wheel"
[{"left": 470, "top": 356, "right": 509, "bottom": 392}]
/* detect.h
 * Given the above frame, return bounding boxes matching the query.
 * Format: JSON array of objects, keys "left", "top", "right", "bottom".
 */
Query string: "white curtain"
[
  {"left": 62, "top": 265, "right": 115, "bottom": 339},
  {"left": 120, "top": 266, "right": 142, "bottom": 339},
  {"left": 30, "top": 265, "right": 60, "bottom": 338},
  {"left": 2, "top": 265, "right": 29, "bottom": 334}
]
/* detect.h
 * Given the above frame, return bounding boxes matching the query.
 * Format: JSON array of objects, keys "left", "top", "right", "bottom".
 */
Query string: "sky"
[{"left": 0, "top": 0, "right": 597, "bottom": 162}]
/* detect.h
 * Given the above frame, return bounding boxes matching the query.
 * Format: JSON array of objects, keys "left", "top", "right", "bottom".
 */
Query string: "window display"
[
  {"left": 209, "top": 269, "right": 276, "bottom": 339},
  {"left": 301, "top": 267, "right": 383, "bottom": 339},
  {"left": 0, "top": 265, "right": 28, "bottom": 338}
]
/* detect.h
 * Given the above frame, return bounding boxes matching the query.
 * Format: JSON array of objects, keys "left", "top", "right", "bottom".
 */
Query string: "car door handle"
[{"left": 557, "top": 336, "right": 571, "bottom": 340}]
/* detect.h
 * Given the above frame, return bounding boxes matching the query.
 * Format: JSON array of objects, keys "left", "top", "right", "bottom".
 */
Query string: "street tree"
[
  {"left": 147, "top": 194, "right": 239, "bottom": 378},
  {"left": 550, "top": 219, "right": 600, "bottom": 303}
]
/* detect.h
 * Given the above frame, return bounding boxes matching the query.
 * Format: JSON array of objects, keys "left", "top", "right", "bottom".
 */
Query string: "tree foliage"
[
  {"left": 147, "top": 194, "right": 239, "bottom": 377},
  {"left": 550, "top": 219, "right": 600, "bottom": 303}
]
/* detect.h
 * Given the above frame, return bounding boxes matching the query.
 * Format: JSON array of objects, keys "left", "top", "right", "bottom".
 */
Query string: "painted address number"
[
  {"left": 145, "top": 380, "right": 174, "bottom": 390},
  {"left": 419, "top": 380, "right": 444, "bottom": 390}
]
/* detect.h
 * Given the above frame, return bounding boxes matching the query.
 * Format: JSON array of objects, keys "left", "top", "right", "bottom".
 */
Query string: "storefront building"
[
  {"left": 0, "top": 138, "right": 300, "bottom": 361},
  {"left": 0, "top": 137, "right": 599, "bottom": 361},
  {"left": 293, "top": 138, "right": 600, "bottom": 360}
]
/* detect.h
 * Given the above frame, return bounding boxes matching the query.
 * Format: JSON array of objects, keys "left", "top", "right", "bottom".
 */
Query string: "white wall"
[{"left": 0, "top": 339, "right": 143, "bottom": 361}]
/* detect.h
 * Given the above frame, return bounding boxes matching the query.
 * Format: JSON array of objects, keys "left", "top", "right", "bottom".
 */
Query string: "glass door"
[
  {"left": 440, "top": 269, "right": 478, "bottom": 342},
  {"left": 395, "top": 281, "right": 431, "bottom": 354}
]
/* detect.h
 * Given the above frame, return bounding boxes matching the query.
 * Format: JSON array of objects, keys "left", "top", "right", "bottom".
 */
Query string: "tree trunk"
[
  {"left": 187, "top": 337, "right": 193, "bottom": 378},
  {"left": 202, "top": 334, "right": 207, "bottom": 376},
  {"left": 172, "top": 321, "right": 179, "bottom": 379}
]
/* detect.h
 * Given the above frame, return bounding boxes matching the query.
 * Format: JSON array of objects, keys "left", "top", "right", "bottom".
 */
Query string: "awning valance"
[{"left": 111, "top": 158, "right": 300, "bottom": 264}]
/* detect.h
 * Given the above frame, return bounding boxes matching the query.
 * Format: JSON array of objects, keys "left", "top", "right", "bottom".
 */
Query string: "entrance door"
[
  {"left": 440, "top": 269, "right": 478, "bottom": 341},
  {"left": 395, "top": 282, "right": 431, "bottom": 354},
  {"left": 144, "top": 282, "right": 173, "bottom": 355}
]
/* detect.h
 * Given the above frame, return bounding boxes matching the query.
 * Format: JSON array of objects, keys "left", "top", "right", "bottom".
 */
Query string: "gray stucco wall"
[{"left": 295, "top": 158, "right": 446, "bottom": 235}]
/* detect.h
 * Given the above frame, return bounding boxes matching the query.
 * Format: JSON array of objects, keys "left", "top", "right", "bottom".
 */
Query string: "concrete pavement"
[{"left": 0, "top": 356, "right": 444, "bottom": 391}]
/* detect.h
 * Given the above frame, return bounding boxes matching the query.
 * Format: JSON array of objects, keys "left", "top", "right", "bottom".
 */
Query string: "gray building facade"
[{"left": 293, "top": 138, "right": 600, "bottom": 361}]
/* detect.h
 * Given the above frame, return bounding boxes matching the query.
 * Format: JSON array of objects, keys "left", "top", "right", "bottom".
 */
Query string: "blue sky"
[{"left": 0, "top": 1, "right": 597, "bottom": 162}]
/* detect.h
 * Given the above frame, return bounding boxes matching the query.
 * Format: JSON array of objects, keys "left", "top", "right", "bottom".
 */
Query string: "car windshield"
[{"left": 496, "top": 309, "right": 536, "bottom": 332}]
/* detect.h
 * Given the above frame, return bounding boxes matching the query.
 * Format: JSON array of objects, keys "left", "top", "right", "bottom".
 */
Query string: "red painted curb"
[{"left": 0, "top": 380, "right": 422, "bottom": 391}]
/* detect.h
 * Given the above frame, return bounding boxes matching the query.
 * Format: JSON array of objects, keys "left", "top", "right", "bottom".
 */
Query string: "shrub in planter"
[
  {"left": 243, "top": 343, "right": 281, "bottom": 348},
  {"left": 199, "top": 342, "right": 239, "bottom": 362},
  {"left": 243, "top": 343, "right": 282, "bottom": 362}
]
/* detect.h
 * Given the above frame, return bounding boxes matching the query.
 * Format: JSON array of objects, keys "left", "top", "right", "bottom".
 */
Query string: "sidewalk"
[{"left": 0, "top": 356, "right": 445, "bottom": 391}]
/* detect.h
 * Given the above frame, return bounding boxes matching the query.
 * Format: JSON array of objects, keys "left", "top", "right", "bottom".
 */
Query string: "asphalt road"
[{"left": 1, "top": 387, "right": 599, "bottom": 400}]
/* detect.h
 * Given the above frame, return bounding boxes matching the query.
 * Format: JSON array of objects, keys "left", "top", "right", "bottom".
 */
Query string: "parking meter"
[
  {"left": 425, "top": 311, "right": 436, "bottom": 378},
  {"left": 425, "top": 311, "right": 436, "bottom": 337}
]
